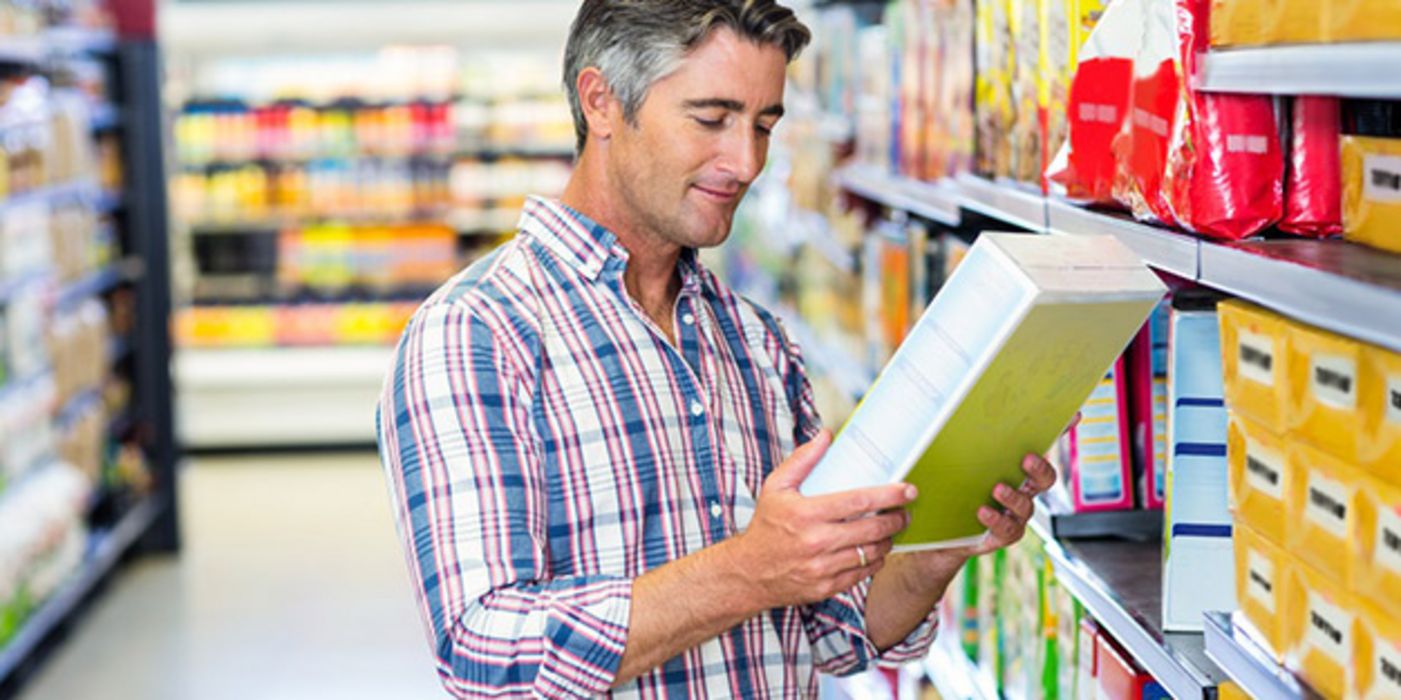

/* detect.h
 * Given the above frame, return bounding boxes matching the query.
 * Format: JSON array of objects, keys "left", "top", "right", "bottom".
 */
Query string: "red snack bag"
[
  {"left": 1113, "top": 0, "right": 1181, "bottom": 226},
  {"left": 1281, "top": 96, "right": 1343, "bottom": 237},
  {"left": 1046, "top": 0, "right": 1141, "bottom": 204},
  {"left": 1162, "top": 0, "right": 1283, "bottom": 239}
]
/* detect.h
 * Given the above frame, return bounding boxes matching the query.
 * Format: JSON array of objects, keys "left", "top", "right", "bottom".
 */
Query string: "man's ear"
[{"left": 576, "top": 67, "right": 616, "bottom": 143}]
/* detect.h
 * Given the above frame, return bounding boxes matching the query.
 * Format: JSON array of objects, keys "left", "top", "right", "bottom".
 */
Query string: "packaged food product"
[
  {"left": 1342, "top": 135, "right": 1401, "bottom": 255},
  {"left": 1354, "top": 600, "right": 1401, "bottom": 700},
  {"left": 1227, "top": 412, "right": 1293, "bottom": 546},
  {"left": 1286, "top": 442, "right": 1360, "bottom": 581},
  {"left": 1209, "top": 0, "right": 1267, "bottom": 47},
  {"left": 975, "top": 0, "right": 1016, "bottom": 178},
  {"left": 1219, "top": 300, "right": 1291, "bottom": 432},
  {"left": 1270, "top": 0, "right": 1326, "bottom": 44},
  {"left": 1010, "top": 0, "right": 1042, "bottom": 185},
  {"left": 1281, "top": 97, "right": 1343, "bottom": 238},
  {"left": 1046, "top": 0, "right": 1138, "bottom": 203},
  {"left": 1077, "top": 618, "right": 1099, "bottom": 700},
  {"left": 1361, "top": 346, "right": 1401, "bottom": 485},
  {"left": 1095, "top": 633, "right": 1156, "bottom": 700},
  {"left": 1041, "top": 0, "right": 1107, "bottom": 192},
  {"left": 1283, "top": 559, "right": 1355, "bottom": 700},
  {"left": 1287, "top": 322, "right": 1364, "bottom": 464},
  {"left": 1327, "top": 0, "right": 1401, "bottom": 42},
  {"left": 1066, "top": 358, "right": 1136, "bottom": 512},
  {"left": 1112, "top": 0, "right": 1181, "bottom": 226},
  {"left": 1235, "top": 519, "right": 1289, "bottom": 662},
  {"left": 1354, "top": 474, "right": 1401, "bottom": 622},
  {"left": 1163, "top": 0, "right": 1283, "bottom": 240}
]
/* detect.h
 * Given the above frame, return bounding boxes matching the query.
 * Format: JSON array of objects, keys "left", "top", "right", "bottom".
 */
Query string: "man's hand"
[
  {"left": 724, "top": 429, "right": 917, "bottom": 610},
  {"left": 950, "top": 452, "right": 1058, "bottom": 557}
]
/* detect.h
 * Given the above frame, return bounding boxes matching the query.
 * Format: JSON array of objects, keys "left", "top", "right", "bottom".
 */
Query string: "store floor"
[{"left": 18, "top": 452, "right": 445, "bottom": 700}]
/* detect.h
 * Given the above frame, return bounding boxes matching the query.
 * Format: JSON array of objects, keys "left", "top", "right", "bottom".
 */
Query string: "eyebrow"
[{"left": 683, "top": 98, "right": 785, "bottom": 119}]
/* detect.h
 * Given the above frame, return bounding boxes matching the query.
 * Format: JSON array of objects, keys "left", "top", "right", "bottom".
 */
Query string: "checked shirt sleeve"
[
  {"left": 773, "top": 323, "right": 941, "bottom": 675},
  {"left": 377, "top": 301, "right": 632, "bottom": 699}
]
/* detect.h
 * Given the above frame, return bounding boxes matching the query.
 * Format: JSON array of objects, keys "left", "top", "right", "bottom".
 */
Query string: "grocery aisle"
[{"left": 16, "top": 453, "right": 442, "bottom": 700}]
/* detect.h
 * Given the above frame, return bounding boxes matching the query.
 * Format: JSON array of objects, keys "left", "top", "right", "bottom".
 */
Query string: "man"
[{"left": 377, "top": 0, "right": 1056, "bottom": 697}]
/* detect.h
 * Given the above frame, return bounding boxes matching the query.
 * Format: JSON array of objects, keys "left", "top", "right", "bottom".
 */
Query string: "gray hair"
[{"left": 563, "top": 0, "right": 811, "bottom": 152}]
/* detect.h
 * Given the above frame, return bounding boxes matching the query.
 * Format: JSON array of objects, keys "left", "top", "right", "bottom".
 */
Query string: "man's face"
[{"left": 605, "top": 28, "right": 788, "bottom": 250}]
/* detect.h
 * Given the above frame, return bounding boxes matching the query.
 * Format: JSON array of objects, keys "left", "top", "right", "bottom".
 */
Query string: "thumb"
[{"left": 765, "top": 429, "right": 832, "bottom": 492}]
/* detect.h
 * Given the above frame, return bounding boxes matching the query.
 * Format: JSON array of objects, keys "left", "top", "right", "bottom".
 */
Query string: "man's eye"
[
  {"left": 756, "top": 124, "right": 773, "bottom": 136},
  {"left": 693, "top": 117, "right": 724, "bottom": 129}
]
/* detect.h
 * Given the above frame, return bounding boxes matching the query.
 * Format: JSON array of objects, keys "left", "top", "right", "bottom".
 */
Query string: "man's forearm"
[
  {"left": 865, "top": 550, "right": 968, "bottom": 652},
  {"left": 613, "top": 538, "right": 761, "bottom": 686}
]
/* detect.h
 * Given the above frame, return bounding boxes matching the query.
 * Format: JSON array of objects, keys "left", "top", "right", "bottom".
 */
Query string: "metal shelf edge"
[
  {"left": 1042, "top": 540, "right": 1217, "bottom": 699},
  {"left": 1196, "top": 43, "right": 1401, "bottom": 99},
  {"left": 1198, "top": 242, "right": 1401, "bottom": 354},
  {"left": 1202, "top": 612, "right": 1310, "bottom": 700},
  {"left": 835, "top": 166, "right": 962, "bottom": 227},
  {"left": 1046, "top": 199, "right": 1200, "bottom": 280},
  {"left": 0, "top": 494, "right": 164, "bottom": 682},
  {"left": 953, "top": 173, "right": 1048, "bottom": 233}
]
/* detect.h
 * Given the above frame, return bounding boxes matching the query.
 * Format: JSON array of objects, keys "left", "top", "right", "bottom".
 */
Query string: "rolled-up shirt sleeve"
[{"left": 377, "top": 300, "right": 631, "bottom": 698}]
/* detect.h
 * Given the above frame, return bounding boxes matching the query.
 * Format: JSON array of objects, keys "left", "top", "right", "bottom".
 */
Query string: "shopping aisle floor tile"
[{"left": 17, "top": 452, "right": 446, "bottom": 700}]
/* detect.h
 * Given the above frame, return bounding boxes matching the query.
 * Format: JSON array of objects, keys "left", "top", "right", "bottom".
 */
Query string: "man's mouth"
[{"left": 692, "top": 184, "right": 740, "bottom": 203}]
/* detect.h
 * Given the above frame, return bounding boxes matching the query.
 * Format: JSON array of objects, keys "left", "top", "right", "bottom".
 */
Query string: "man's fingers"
[
  {"left": 821, "top": 538, "right": 895, "bottom": 575},
  {"left": 831, "top": 511, "right": 908, "bottom": 551},
  {"left": 993, "top": 483, "right": 1034, "bottom": 523},
  {"left": 810, "top": 482, "right": 917, "bottom": 520},
  {"left": 765, "top": 430, "right": 833, "bottom": 491},
  {"left": 978, "top": 506, "right": 1024, "bottom": 543},
  {"left": 1020, "top": 454, "right": 1057, "bottom": 494}
]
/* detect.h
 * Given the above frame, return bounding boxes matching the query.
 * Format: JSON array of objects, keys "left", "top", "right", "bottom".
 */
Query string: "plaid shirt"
[{"left": 377, "top": 196, "right": 939, "bottom": 699}]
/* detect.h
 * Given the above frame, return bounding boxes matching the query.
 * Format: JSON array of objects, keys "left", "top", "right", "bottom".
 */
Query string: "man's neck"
[{"left": 561, "top": 149, "right": 685, "bottom": 338}]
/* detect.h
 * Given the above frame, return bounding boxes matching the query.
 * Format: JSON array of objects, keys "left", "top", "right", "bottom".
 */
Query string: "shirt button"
[
  {"left": 690, "top": 401, "right": 704, "bottom": 417},
  {"left": 710, "top": 502, "right": 723, "bottom": 518},
  {"left": 682, "top": 313, "right": 696, "bottom": 326}
]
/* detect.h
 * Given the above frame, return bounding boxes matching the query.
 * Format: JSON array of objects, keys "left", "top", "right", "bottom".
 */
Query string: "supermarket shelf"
[
  {"left": 793, "top": 210, "right": 857, "bottom": 275},
  {"left": 0, "top": 180, "right": 101, "bottom": 215},
  {"left": 923, "top": 631, "right": 999, "bottom": 700},
  {"left": 1198, "top": 238, "right": 1401, "bottom": 353},
  {"left": 1046, "top": 199, "right": 1200, "bottom": 280},
  {"left": 55, "top": 258, "right": 144, "bottom": 311},
  {"left": 0, "top": 270, "right": 54, "bottom": 305},
  {"left": 0, "top": 494, "right": 164, "bottom": 686},
  {"left": 1197, "top": 43, "right": 1401, "bottom": 99},
  {"left": 187, "top": 210, "right": 454, "bottom": 231},
  {"left": 176, "top": 346, "right": 394, "bottom": 447},
  {"left": 1035, "top": 526, "right": 1225, "bottom": 699},
  {"left": 836, "top": 164, "right": 961, "bottom": 227},
  {"left": 1031, "top": 493, "right": 1164, "bottom": 542},
  {"left": 179, "top": 145, "right": 572, "bottom": 170},
  {"left": 88, "top": 102, "right": 120, "bottom": 131},
  {"left": 44, "top": 26, "right": 119, "bottom": 56},
  {"left": 775, "top": 307, "right": 873, "bottom": 402},
  {"left": 1203, "top": 612, "right": 1320, "bottom": 700},
  {"left": 0, "top": 36, "right": 46, "bottom": 65},
  {"left": 54, "top": 387, "right": 102, "bottom": 431},
  {"left": 954, "top": 173, "right": 1047, "bottom": 233},
  {"left": 96, "top": 188, "right": 123, "bottom": 213}
]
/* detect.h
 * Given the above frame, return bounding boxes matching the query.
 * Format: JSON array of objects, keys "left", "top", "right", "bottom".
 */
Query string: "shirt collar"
[
  {"left": 519, "top": 195, "right": 706, "bottom": 294},
  {"left": 518, "top": 196, "right": 623, "bottom": 281}
]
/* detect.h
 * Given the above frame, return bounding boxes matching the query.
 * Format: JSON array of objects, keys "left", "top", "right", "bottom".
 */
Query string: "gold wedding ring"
[{"left": 856, "top": 545, "right": 868, "bottom": 568}]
